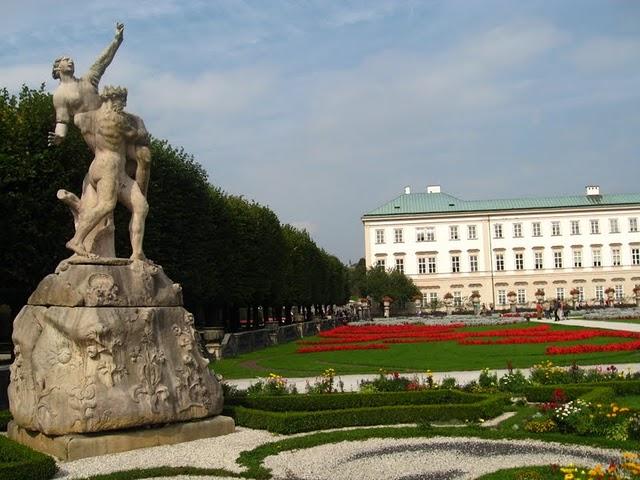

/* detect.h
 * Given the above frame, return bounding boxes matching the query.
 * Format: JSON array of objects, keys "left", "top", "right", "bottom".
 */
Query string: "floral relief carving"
[{"left": 130, "top": 309, "right": 169, "bottom": 413}]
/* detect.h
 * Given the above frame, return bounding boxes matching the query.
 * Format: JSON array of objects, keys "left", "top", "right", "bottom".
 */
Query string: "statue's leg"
[
  {"left": 118, "top": 174, "right": 149, "bottom": 261},
  {"left": 67, "top": 164, "right": 118, "bottom": 257},
  {"left": 127, "top": 144, "right": 151, "bottom": 197}
]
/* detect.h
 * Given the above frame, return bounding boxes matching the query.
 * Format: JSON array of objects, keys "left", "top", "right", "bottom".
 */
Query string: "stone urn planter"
[
  {"left": 443, "top": 293, "right": 453, "bottom": 315},
  {"left": 412, "top": 295, "right": 423, "bottom": 315},
  {"left": 570, "top": 288, "right": 579, "bottom": 308},
  {"left": 507, "top": 291, "right": 517, "bottom": 313},
  {"left": 382, "top": 295, "right": 394, "bottom": 318},
  {"left": 605, "top": 288, "right": 615, "bottom": 307},
  {"left": 634, "top": 286, "right": 640, "bottom": 307},
  {"left": 470, "top": 291, "right": 481, "bottom": 316}
]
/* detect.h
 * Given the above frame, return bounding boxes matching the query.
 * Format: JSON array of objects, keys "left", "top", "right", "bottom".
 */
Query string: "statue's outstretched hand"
[
  {"left": 48, "top": 131, "right": 63, "bottom": 147},
  {"left": 115, "top": 22, "right": 124, "bottom": 41}
]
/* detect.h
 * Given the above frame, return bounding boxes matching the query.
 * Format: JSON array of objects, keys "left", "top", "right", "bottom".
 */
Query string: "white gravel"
[
  {"left": 264, "top": 436, "right": 621, "bottom": 480},
  {"left": 54, "top": 427, "right": 276, "bottom": 479},
  {"left": 54, "top": 427, "right": 624, "bottom": 480}
]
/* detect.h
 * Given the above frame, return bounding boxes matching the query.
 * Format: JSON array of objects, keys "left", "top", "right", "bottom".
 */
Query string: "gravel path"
[
  {"left": 264, "top": 436, "right": 621, "bottom": 480},
  {"left": 55, "top": 427, "right": 623, "bottom": 480}
]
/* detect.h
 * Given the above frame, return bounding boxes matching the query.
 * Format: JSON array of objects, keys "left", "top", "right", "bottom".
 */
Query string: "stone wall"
[{"left": 213, "top": 318, "right": 340, "bottom": 358}]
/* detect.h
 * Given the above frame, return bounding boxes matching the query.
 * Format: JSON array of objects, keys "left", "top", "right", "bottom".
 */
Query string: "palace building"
[{"left": 362, "top": 185, "right": 640, "bottom": 309}]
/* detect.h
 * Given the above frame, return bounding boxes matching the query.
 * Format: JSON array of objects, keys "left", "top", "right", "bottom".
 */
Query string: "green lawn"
[{"left": 212, "top": 323, "right": 640, "bottom": 379}]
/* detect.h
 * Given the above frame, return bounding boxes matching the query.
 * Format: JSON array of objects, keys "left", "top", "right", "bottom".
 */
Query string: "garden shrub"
[
  {"left": 523, "top": 381, "right": 640, "bottom": 402},
  {"left": 0, "top": 410, "right": 12, "bottom": 431},
  {"left": 523, "top": 418, "right": 558, "bottom": 433},
  {"left": 0, "top": 435, "right": 57, "bottom": 480},
  {"left": 628, "top": 414, "right": 640, "bottom": 440},
  {"left": 498, "top": 370, "right": 529, "bottom": 393},
  {"left": 226, "top": 389, "right": 486, "bottom": 412},
  {"left": 578, "top": 386, "right": 615, "bottom": 405},
  {"left": 226, "top": 394, "right": 508, "bottom": 434},
  {"left": 246, "top": 373, "right": 298, "bottom": 396}
]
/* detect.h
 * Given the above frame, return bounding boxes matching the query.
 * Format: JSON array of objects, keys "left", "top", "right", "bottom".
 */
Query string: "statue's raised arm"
[{"left": 86, "top": 22, "right": 124, "bottom": 89}]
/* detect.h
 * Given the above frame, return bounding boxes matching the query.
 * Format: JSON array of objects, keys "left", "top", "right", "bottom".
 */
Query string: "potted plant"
[
  {"left": 443, "top": 292, "right": 454, "bottom": 315},
  {"left": 382, "top": 295, "right": 394, "bottom": 318},
  {"left": 634, "top": 285, "right": 640, "bottom": 307},
  {"left": 507, "top": 291, "right": 517, "bottom": 313},
  {"left": 470, "top": 291, "right": 481, "bottom": 316}
]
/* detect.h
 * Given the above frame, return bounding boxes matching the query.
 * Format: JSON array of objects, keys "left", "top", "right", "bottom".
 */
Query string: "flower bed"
[{"left": 295, "top": 323, "right": 640, "bottom": 355}]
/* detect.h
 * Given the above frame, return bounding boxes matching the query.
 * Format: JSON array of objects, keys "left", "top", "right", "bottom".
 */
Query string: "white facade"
[{"left": 362, "top": 186, "right": 640, "bottom": 309}]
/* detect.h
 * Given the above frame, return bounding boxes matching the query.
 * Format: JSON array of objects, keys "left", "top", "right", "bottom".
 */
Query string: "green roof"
[{"left": 363, "top": 191, "right": 640, "bottom": 217}]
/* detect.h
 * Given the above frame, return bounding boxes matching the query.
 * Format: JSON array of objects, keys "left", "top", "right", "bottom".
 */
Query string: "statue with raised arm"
[{"left": 50, "top": 23, "right": 152, "bottom": 258}]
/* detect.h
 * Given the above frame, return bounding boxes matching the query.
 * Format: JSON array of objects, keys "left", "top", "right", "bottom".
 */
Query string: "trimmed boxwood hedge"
[
  {"left": 0, "top": 410, "right": 11, "bottom": 431},
  {"left": 227, "top": 389, "right": 485, "bottom": 412},
  {"left": 0, "top": 435, "right": 57, "bottom": 480},
  {"left": 523, "top": 380, "right": 640, "bottom": 402},
  {"left": 225, "top": 393, "right": 508, "bottom": 434}
]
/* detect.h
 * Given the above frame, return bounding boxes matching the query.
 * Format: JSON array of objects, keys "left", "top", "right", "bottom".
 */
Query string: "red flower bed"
[
  {"left": 295, "top": 323, "right": 640, "bottom": 355},
  {"left": 546, "top": 340, "right": 640, "bottom": 355}
]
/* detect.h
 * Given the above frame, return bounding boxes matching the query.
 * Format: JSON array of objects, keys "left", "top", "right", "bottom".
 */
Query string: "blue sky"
[{"left": 2, "top": 1, "right": 640, "bottom": 263}]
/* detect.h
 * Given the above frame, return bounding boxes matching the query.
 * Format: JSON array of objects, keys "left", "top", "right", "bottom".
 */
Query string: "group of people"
[{"left": 535, "top": 300, "right": 570, "bottom": 321}]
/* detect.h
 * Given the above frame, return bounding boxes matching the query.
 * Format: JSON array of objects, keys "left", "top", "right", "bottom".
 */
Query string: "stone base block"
[{"left": 8, "top": 415, "right": 235, "bottom": 461}]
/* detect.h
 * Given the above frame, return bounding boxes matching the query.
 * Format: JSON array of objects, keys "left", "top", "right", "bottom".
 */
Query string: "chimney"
[
  {"left": 585, "top": 185, "right": 600, "bottom": 196},
  {"left": 427, "top": 185, "right": 441, "bottom": 194},
  {"left": 404, "top": 186, "right": 411, "bottom": 195}
]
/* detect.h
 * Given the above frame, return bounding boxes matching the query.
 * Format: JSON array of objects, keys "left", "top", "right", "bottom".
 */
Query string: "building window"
[
  {"left": 513, "top": 223, "right": 522, "bottom": 238},
  {"left": 632, "top": 248, "right": 640, "bottom": 266},
  {"left": 612, "top": 248, "right": 621, "bottom": 267},
  {"left": 534, "top": 251, "right": 543, "bottom": 270},
  {"left": 449, "top": 225, "right": 459, "bottom": 240},
  {"left": 590, "top": 219, "right": 600, "bottom": 234},
  {"left": 416, "top": 227, "right": 435, "bottom": 242},
  {"left": 375, "top": 229, "right": 385, "bottom": 244},
  {"left": 417, "top": 257, "right": 426, "bottom": 274},
  {"left": 532, "top": 222, "right": 541, "bottom": 237},
  {"left": 595, "top": 285, "right": 604, "bottom": 302},
  {"left": 515, "top": 252, "right": 524, "bottom": 270},
  {"left": 453, "top": 291, "right": 462, "bottom": 307},
  {"left": 592, "top": 248, "right": 602, "bottom": 267},
  {"left": 376, "top": 259, "right": 385, "bottom": 268},
  {"left": 469, "top": 255, "right": 478, "bottom": 272},
  {"left": 609, "top": 218, "right": 619, "bottom": 234},
  {"left": 576, "top": 286, "right": 584, "bottom": 302},
  {"left": 451, "top": 256, "right": 460, "bottom": 273},
  {"left": 394, "top": 228, "right": 403, "bottom": 243},
  {"left": 615, "top": 284, "right": 624, "bottom": 301},
  {"left": 427, "top": 256, "right": 437, "bottom": 273},
  {"left": 573, "top": 250, "right": 582, "bottom": 268},
  {"left": 429, "top": 292, "right": 438, "bottom": 304},
  {"left": 630, "top": 218, "right": 638, "bottom": 233},
  {"left": 553, "top": 251, "right": 563, "bottom": 269},
  {"left": 571, "top": 220, "right": 580, "bottom": 235},
  {"left": 495, "top": 253, "right": 504, "bottom": 271},
  {"left": 497, "top": 290, "right": 506, "bottom": 306},
  {"left": 494, "top": 224, "right": 503, "bottom": 239},
  {"left": 467, "top": 225, "right": 477, "bottom": 240},
  {"left": 517, "top": 289, "right": 526, "bottom": 305},
  {"left": 395, "top": 258, "right": 404, "bottom": 273},
  {"left": 551, "top": 221, "right": 561, "bottom": 236},
  {"left": 556, "top": 287, "right": 565, "bottom": 300}
]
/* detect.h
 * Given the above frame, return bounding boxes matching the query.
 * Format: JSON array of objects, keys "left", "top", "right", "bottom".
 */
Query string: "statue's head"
[
  {"left": 100, "top": 85, "right": 128, "bottom": 112},
  {"left": 52, "top": 56, "right": 74, "bottom": 79}
]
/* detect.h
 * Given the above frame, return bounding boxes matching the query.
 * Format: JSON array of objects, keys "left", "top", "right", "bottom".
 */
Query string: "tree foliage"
[
  {"left": 351, "top": 262, "right": 420, "bottom": 304},
  {"left": 0, "top": 86, "right": 350, "bottom": 331}
]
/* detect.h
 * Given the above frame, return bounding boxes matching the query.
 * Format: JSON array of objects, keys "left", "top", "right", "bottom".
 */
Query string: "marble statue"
[
  {"left": 7, "top": 23, "right": 231, "bottom": 459},
  {"left": 50, "top": 23, "right": 152, "bottom": 258}
]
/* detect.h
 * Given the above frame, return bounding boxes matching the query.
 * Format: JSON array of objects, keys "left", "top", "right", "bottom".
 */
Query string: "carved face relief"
[{"left": 86, "top": 273, "right": 119, "bottom": 305}]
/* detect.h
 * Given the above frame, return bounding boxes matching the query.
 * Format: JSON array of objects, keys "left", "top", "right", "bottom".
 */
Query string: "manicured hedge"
[
  {"left": 0, "top": 435, "right": 57, "bottom": 480},
  {"left": 523, "top": 380, "right": 640, "bottom": 402},
  {"left": 578, "top": 387, "right": 615, "bottom": 405},
  {"left": 0, "top": 410, "right": 12, "bottom": 431},
  {"left": 225, "top": 394, "right": 508, "bottom": 434},
  {"left": 227, "top": 389, "right": 484, "bottom": 412}
]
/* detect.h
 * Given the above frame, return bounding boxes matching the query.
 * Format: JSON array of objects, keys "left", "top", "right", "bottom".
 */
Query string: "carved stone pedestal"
[
  {"left": 8, "top": 258, "right": 229, "bottom": 447},
  {"left": 8, "top": 415, "right": 235, "bottom": 461}
]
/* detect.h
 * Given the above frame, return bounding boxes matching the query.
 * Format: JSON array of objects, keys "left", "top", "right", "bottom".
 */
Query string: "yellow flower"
[
  {"left": 623, "top": 452, "right": 638, "bottom": 459},
  {"left": 564, "top": 474, "right": 574, "bottom": 480}
]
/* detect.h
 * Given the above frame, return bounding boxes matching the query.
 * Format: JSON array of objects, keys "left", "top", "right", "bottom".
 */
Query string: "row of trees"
[
  {"left": 0, "top": 86, "right": 349, "bottom": 334},
  {"left": 348, "top": 259, "right": 420, "bottom": 309}
]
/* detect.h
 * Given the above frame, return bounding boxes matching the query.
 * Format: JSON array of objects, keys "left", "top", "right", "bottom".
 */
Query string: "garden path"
[{"left": 531, "top": 317, "right": 640, "bottom": 332}]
